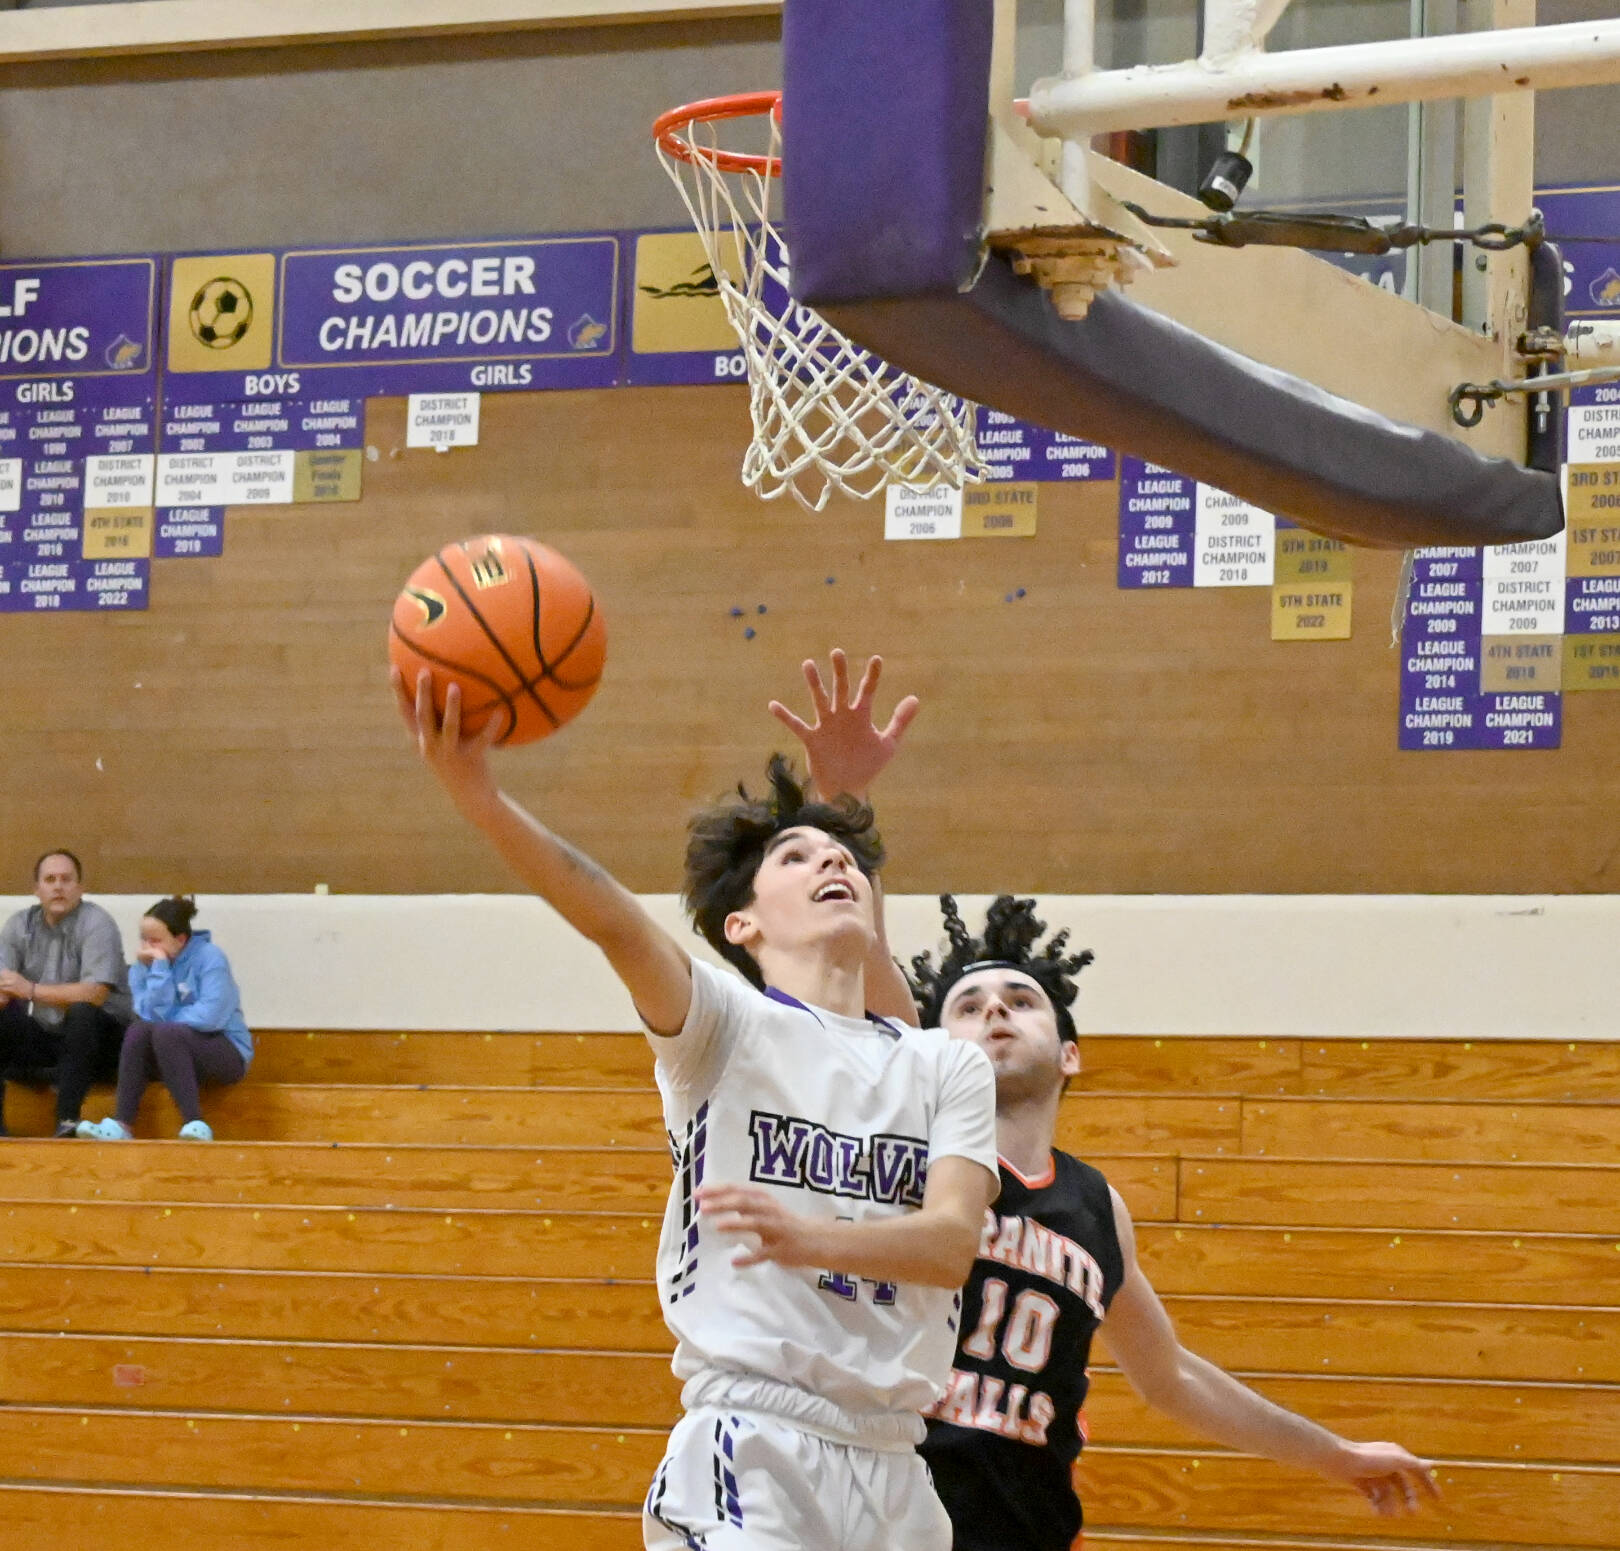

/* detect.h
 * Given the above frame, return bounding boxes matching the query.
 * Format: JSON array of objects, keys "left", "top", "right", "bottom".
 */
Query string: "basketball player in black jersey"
[
  {"left": 767, "top": 653, "right": 1440, "bottom": 1551},
  {"left": 911, "top": 896, "right": 1440, "bottom": 1550}
]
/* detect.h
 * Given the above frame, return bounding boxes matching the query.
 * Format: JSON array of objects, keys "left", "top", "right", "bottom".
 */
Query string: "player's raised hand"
[
  {"left": 768, "top": 648, "right": 919, "bottom": 800},
  {"left": 1325, "top": 1441, "right": 1441, "bottom": 1516},
  {"left": 696, "top": 1183, "right": 827, "bottom": 1270},
  {"left": 393, "top": 667, "right": 503, "bottom": 809}
]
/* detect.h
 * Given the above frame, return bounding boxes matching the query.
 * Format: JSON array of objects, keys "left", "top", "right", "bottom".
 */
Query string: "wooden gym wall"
[
  {"left": 1, "top": 6, "right": 1619, "bottom": 896},
  {"left": 7, "top": 387, "right": 1620, "bottom": 899}
]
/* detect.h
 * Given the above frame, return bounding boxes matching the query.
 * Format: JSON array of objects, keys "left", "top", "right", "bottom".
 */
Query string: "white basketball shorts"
[{"left": 643, "top": 1405, "right": 952, "bottom": 1551}]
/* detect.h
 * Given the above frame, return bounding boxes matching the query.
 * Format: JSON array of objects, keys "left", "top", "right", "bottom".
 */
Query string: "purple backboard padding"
[
  {"left": 781, "top": 0, "right": 991, "bottom": 299},
  {"left": 779, "top": 0, "right": 1561, "bottom": 547},
  {"left": 816, "top": 259, "right": 1562, "bottom": 548}
]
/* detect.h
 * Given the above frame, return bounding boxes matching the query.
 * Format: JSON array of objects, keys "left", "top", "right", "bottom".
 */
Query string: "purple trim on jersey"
[
  {"left": 667, "top": 1100, "right": 710, "bottom": 1305},
  {"left": 644, "top": 1458, "right": 706, "bottom": 1549},
  {"left": 712, "top": 1416, "right": 744, "bottom": 1528},
  {"left": 762, "top": 984, "right": 904, "bottom": 1040}
]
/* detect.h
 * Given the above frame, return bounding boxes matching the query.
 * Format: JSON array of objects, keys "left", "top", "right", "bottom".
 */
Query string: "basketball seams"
[
  {"left": 523, "top": 545, "right": 550, "bottom": 677},
  {"left": 388, "top": 620, "right": 519, "bottom": 746},
  {"left": 521, "top": 540, "right": 601, "bottom": 693},
  {"left": 434, "top": 549, "right": 560, "bottom": 729},
  {"left": 546, "top": 595, "right": 602, "bottom": 690},
  {"left": 517, "top": 537, "right": 601, "bottom": 694},
  {"left": 390, "top": 534, "right": 604, "bottom": 748}
]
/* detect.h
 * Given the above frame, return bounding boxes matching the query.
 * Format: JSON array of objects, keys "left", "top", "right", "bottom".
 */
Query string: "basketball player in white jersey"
[
  {"left": 395, "top": 667, "right": 999, "bottom": 1551},
  {"left": 767, "top": 654, "right": 1440, "bottom": 1545}
]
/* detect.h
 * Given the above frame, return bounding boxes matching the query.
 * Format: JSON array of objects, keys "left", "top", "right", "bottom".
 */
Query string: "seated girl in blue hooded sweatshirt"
[{"left": 79, "top": 896, "right": 252, "bottom": 1141}]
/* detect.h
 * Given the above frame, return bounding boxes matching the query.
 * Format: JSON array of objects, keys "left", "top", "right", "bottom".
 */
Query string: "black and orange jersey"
[{"left": 920, "top": 1149, "right": 1125, "bottom": 1551}]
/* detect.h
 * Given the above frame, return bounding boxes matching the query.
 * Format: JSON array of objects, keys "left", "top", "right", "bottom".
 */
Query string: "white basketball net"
[{"left": 656, "top": 103, "right": 985, "bottom": 511}]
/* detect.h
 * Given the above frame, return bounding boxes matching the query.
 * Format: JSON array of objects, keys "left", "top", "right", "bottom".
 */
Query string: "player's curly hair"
[
  {"left": 909, "top": 894, "right": 1094, "bottom": 1041},
  {"left": 683, "top": 753, "right": 885, "bottom": 990}
]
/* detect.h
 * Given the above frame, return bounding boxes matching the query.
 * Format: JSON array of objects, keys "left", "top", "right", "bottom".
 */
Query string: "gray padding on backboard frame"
[
  {"left": 780, "top": 0, "right": 1562, "bottom": 549},
  {"left": 815, "top": 265, "right": 1563, "bottom": 550}
]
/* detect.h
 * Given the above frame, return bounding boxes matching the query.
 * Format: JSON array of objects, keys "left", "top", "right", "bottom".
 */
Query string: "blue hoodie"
[{"left": 128, "top": 929, "right": 253, "bottom": 1066}]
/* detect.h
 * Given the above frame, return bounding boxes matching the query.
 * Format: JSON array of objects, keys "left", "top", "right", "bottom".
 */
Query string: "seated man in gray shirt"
[{"left": 0, "top": 850, "right": 134, "bottom": 1137}]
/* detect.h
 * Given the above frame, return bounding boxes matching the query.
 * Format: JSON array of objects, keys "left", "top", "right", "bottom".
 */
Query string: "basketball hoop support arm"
[
  {"left": 1200, "top": 0, "right": 1296, "bottom": 64},
  {"left": 1031, "top": 16, "right": 1620, "bottom": 136}
]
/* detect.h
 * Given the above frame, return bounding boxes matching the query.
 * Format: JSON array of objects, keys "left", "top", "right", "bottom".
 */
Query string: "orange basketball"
[{"left": 389, "top": 534, "right": 606, "bottom": 746}]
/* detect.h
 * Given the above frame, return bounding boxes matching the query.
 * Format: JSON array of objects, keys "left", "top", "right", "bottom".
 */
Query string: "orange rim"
[{"left": 653, "top": 91, "right": 783, "bottom": 177}]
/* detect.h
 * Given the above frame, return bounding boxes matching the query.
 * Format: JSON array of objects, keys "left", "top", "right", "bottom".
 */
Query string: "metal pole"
[
  {"left": 1201, "top": 0, "right": 1297, "bottom": 63},
  {"left": 1031, "top": 16, "right": 1620, "bottom": 136},
  {"left": 1411, "top": 0, "right": 1460, "bottom": 320},
  {"left": 1057, "top": 0, "right": 1097, "bottom": 219}
]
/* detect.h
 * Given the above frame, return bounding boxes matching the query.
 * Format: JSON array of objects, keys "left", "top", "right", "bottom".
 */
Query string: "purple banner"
[
  {"left": 80, "top": 557, "right": 148, "bottom": 611},
  {"left": 161, "top": 397, "right": 362, "bottom": 454},
  {"left": 1538, "top": 186, "right": 1620, "bottom": 320},
  {"left": 1567, "top": 575, "right": 1620, "bottom": 635},
  {"left": 621, "top": 226, "right": 763, "bottom": 388},
  {"left": 155, "top": 507, "right": 223, "bottom": 559},
  {"left": 3, "top": 558, "right": 77, "bottom": 611},
  {"left": 1399, "top": 549, "right": 1560, "bottom": 750},
  {"left": 0, "top": 558, "right": 150, "bottom": 612},
  {"left": 18, "top": 449, "right": 83, "bottom": 562},
  {"left": 0, "top": 257, "right": 158, "bottom": 413},
  {"left": 1117, "top": 456, "right": 1195, "bottom": 588},
  {"left": 1039, "top": 429, "right": 1115, "bottom": 482},
  {"left": 979, "top": 411, "right": 1115, "bottom": 484},
  {"left": 90, "top": 403, "right": 156, "bottom": 456},
  {"left": 164, "top": 238, "right": 620, "bottom": 404}
]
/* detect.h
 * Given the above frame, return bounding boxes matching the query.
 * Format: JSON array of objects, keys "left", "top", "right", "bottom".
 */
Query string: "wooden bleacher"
[{"left": 2, "top": 1032, "right": 1616, "bottom": 1550}]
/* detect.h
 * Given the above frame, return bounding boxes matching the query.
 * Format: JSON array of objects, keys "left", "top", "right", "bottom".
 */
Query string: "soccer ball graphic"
[{"left": 189, "top": 277, "right": 253, "bottom": 350}]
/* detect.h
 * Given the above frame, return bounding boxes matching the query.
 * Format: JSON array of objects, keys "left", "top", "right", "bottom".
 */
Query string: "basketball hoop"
[{"left": 654, "top": 92, "right": 985, "bottom": 510}]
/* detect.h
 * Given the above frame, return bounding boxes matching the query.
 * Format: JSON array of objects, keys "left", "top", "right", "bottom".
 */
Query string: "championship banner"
[
  {"left": 1117, "top": 459, "right": 1275, "bottom": 590},
  {"left": 1563, "top": 384, "right": 1620, "bottom": 688},
  {"left": 0, "top": 258, "right": 158, "bottom": 613},
  {"left": 154, "top": 395, "right": 365, "bottom": 548},
  {"left": 977, "top": 409, "right": 1114, "bottom": 484},
  {"left": 1398, "top": 542, "right": 1563, "bottom": 750},
  {"left": 1271, "top": 521, "right": 1353, "bottom": 640},
  {"left": 1116, "top": 458, "right": 1195, "bottom": 587},
  {"left": 623, "top": 228, "right": 749, "bottom": 387},
  {"left": 164, "top": 237, "right": 622, "bottom": 404}
]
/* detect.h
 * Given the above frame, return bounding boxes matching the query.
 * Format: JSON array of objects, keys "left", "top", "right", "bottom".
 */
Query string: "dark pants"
[
  {"left": 0, "top": 998, "right": 126, "bottom": 1129},
  {"left": 116, "top": 1020, "right": 246, "bottom": 1126}
]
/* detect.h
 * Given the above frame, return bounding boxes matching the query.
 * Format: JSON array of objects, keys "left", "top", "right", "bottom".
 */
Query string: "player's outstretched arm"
[
  {"left": 1100, "top": 1187, "right": 1440, "bottom": 1518},
  {"left": 395, "top": 668, "right": 692, "bottom": 1034},
  {"left": 770, "top": 648, "right": 921, "bottom": 1027},
  {"left": 696, "top": 1155, "right": 995, "bottom": 1290}
]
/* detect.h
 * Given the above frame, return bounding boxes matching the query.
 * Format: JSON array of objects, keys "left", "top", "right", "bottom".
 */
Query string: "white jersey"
[{"left": 649, "top": 958, "right": 998, "bottom": 1433}]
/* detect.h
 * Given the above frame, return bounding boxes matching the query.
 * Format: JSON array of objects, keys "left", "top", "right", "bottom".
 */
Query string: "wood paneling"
[
  {"left": 5, "top": 393, "right": 1619, "bottom": 898},
  {"left": 0, "top": 1329, "right": 672, "bottom": 1419},
  {"left": 1084, "top": 1371, "right": 1620, "bottom": 1463},
  {"left": 21, "top": 1081, "right": 1237, "bottom": 1155},
  {"left": 0, "top": 1199, "right": 662, "bottom": 1279},
  {"left": 1134, "top": 1223, "right": 1620, "bottom": 1305},
  {"left": 0, "top": 1134, "right": 1170, "bottom": 1217},
  {"left": 1076, "top": 1452, "right": 1620, "bottom": 1546},
  {"left": 1179, "top": 1155, "right": 1620, "bottom": 1233},
  {"left": 1299, "top": 1039, "right": 1620, "bottom": 1101},
  {"left": 0, "top": 1263, "right": 671, "bottom": 1359},
  {"left": 1130, "top": 1295, "right": 1620, "bottom": 1383},
  {"left": 0, "top": 1405, "right": 666, "bottom": 1504},
  {"left": 1242, "top": 1097, "right": 1620, "bottom": 1163},
  {"left": 1075, "top": 1038, "right": 1304, "bottom": 1095},
  {"left": 0, "top": 1485, "right": 642, "bottom": 1551},
  {"left": 0, "top": 1139, "right": 675, "bottom": 1210}
]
